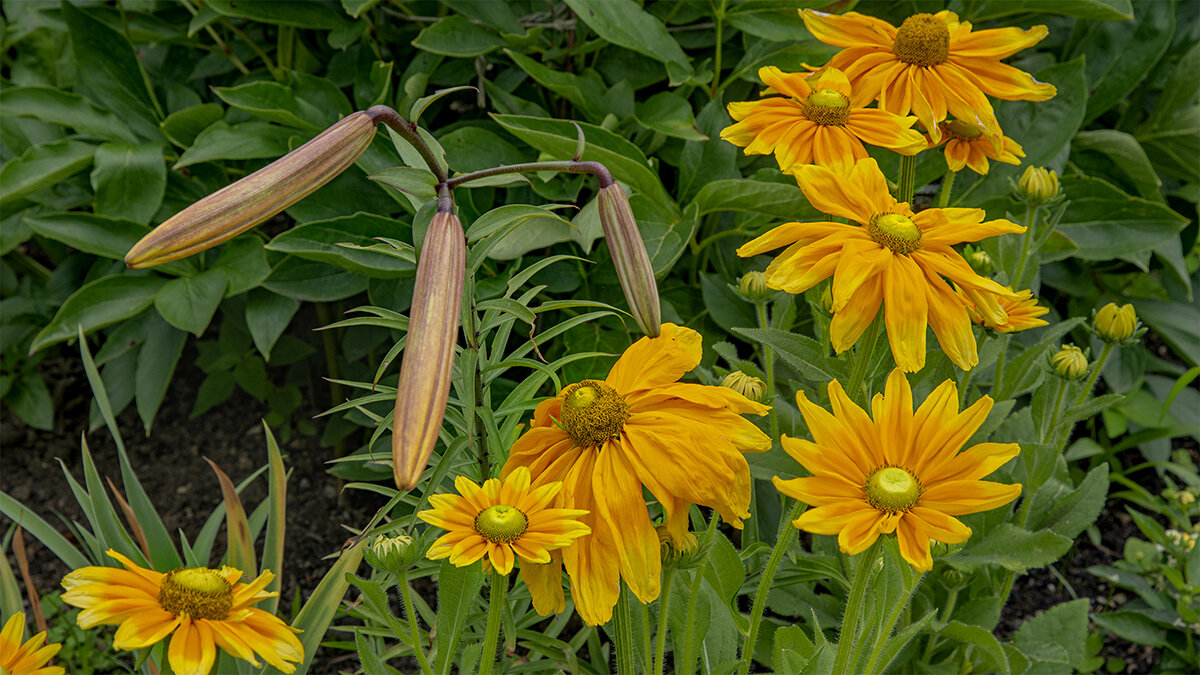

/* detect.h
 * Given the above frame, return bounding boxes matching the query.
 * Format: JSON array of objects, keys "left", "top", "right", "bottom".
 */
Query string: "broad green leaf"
[
  {"left": 7, "top": 372, "right": 53, "bottom": 430},
  {"left": 61, "top": 2, "right": 162, "bottom": 141},
  {"left": 1046, "top": 176, "right": 1188, "bottom": 261},
  {"left": 1140, "top": 104, "right": 1200, "bottom": 183},
  {"left": 0, "top": 139, "right": 95, "bottom": 207},
  {"left": 0, "top": 85, "right": 137, "bottom": 142},
  {"left": 493, "top": 114, "right": 678, "bottom": 218},
  {"left": 1072, "top": 130, "right": 1163, "bottom": 202},
  {"left": 1136, "top": 296, "right": 1200, "bottom": 367},
  {"left": 635, "top": 197, "right": 697, "bottom": 276},
  {"left": 91, "top": 142, "right": 167, "bottom": 225},
  {"left": 368, "top": 166, "right": 437, "bottom": 208},
  {"left": 409, "top": 85, "right": 475, "bottom": 124},
  {"left": 504, "top": 50, "right": 605, "bottom": 121},
  {"left": 1034, "top": 466, "right": 1109, "bottom": 539},
  {"left": 31, "top": 275, "right": 166, "bottom": 353},
  {"left": 263, "top": 256, "right": 369, "bottom": 302},
  {"left": 160, "top": 103, "right": 224, "bottom": 149},
  {"left": 175, "top": 121, "right": 297, "bottom": 168},
  {"left": 733, "top": 326, "right": 849, "bottom": 383},
  {"left": 1146, "top": 42, "right": 1200, "bottom": 127},
  {"left": 135, "top": 313, "right": 186, "bottom": 434},
  {"left": 1013, "top": 599, "right": 1089, "bottom": 669},
  {"left": 439, "top": 126, "right": 531, "bottom": 172},
  {"left": 434, "top": 560, "right": 485, "bottom": 675},
  {"left": 154, "top": 269, "right": 228, "bottom": 336},
  {"left": 947, "top": 523, "right": 1073, "bottom": 572},
  {"left": 343, "top": 0, "right": 384, "bottom": 18},
  {"left": 967, "top": 0, "right": 1132, "bottom": 20},
  {"left": 691, "top": 178, "right": 819, "bottom": 220},
  {"left": 938, "top": 622, "right": 1011, "bottom": 674},
  {"left": 635, "top": 91, "right": 706, "bottom": 141},
  {"left": 212, "top": 81, "right": 325, "bottom": 131},
  {"left": 564, "top": 0, "right": 693, "bottom": 85},
  {"left": 1091, "top": 611, "right": 1166, "bottom": 647},
  {"left": 702, "top": 532, "right": 745, "bottom": 604},
  {"left": 444, "top": 0, "right": 524, "bottom": 35},
  {"left": 678, "top": 99, "right": 740, "bottom": 205},
  {"left": 466, "top": 204, "right": 574, "bottom": 259},
  {"left": 412, "top": 15, "right": 506, "bottom": 57},
  {"left": 265, "top": 213, "right": 416, "bottom": 277},
  {"left": 245, "top": 289, "right": 301, "bottom": 362},
  {"left": 208, "top": 236, "right": 271, "bottom": 297},
  {"left": 1075, "top": 0, "right": 1174, "bottom": 125},
  {"left": 727, "top": 8, "right": 816, "bottom": 43},
  {"left": 205, "top": 0, "right": 350, "bottom": 28}
]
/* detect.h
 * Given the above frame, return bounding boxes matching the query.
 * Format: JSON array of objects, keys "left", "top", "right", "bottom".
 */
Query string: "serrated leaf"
[{"left": 947, "top": 523, "right": 1073, "bottom": 572}]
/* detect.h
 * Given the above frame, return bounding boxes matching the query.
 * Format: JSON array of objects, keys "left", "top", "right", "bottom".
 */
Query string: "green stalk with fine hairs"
[{"left": 479, "top": 570, "right": 507, "bottom": 675}]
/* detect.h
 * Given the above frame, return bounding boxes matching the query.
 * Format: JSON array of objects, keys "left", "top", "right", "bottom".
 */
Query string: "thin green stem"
[
  {"left": 831, "top": 538, "right": 883, "bottom": 675},
  {"left": 444, "top": 160, "right": 613, "bottom": 190},
  {"left": 1075, "top": 342, "right": 1114, "bottom": 408},
  {"left": 399, "top": 572, "right": 434, "bottom": 675},
  {"left": 480, "top": 571, "right": 507, "bottom": 675},
  {"left": 640, "top": 602, "right": 653, "bottom": 675},
  {"left": 614, "top": 584, "right": 637, "bottom": 675},
  {"left": 917, "top": 586, "right": 958, "bottom": 666},
  {"left": 863, "top": 563, "right": 924, "bottom": 674},
  {"left": 847, "top": 314, "right": 884, "bottom": 405},
  {"left": 1011, "top": 203, "right": 1039, "bottom": 291},
  {"left": 737, "top": 501, "right": 805, "bottom": 675},
  {"left": 654, "top": 567, "right": 676, "bottom": 675},
  {"left": 756, "top": 301, "right": 779, "bottom": 440},
  {"left": 936, "top": 169, "right": 957, "bottom": 208},
  {"left": 710, "top": 0, "right": 727, "bottom": 99},
  {"left": 366, "top": 106, "right": 449, "bottom": 184},
  {"left": 897, "top": 154, "right": 917, "bottom": 206},
  {"left": 991, "top": 334, "right": 1013, "bottom": 399},
  {"left": 219, "top": 18, "right": 282, "bottom": 79},
  {"left": 680, "top": 515, "right": 719, "bottom": 672}
]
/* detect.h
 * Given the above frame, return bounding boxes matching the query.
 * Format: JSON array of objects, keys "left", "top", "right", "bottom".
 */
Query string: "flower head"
[
  {"left": 60, "top": 551, "right": 302, "bottom": 675},
  {"left": 502, "top": 323, "right": 771, "bottom": 624},
  {"left": 933, "top": 118, "right": 1024, "bottom": 175},
  {"left": 722, "top": 371, "right": 766, "bottom": 401},
  {"left": 722, "top": 67, "right": 927, "bottom": 174},
  {"left": 418, "top": 467, "right": 590, "bottom": 576},
  {"left": 1051, "top": 344, "right": 1088, "bottom": 380},
  {"left": 774, "top": 370, "right": 1022, "bottom": 571},
  {"left": 801, "top": 10, "right": 1056, "bottom": 144},
  {"left": 960, "top": 286, "right": 1048, "bottom": 333},
  {"left": 737, "top": 158, "right": 1023, "bottom": 371},
  {"left": 1094, "top": 302, "right": 1139, "bottom": 343},
  {"left": 0, "top": 612, "right": 63, "bottom": 675},
  {"left": 1017, "top": 166, "right": 1060, "bottom": 203}
]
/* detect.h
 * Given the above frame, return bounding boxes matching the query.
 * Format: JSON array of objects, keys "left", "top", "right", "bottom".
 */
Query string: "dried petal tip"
[
  {"left": 392, "top": 210, "right": 466, "bottom": 490},
  {"left": 126, "top": 111, "right": 378, "bottom": 268},
  {"left": 598, "top": 184, "right": 661, "bottom": 337}
]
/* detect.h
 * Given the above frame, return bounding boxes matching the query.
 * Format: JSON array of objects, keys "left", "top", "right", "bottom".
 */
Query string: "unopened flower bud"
[
  {"left": 393, "top": 209, "right": 465, "bottom": 490},
  {"left": 739, "top": 271, "right": 772, "bottom": 302},
  {"left": 597, "top": 183, "right": 661, "bottom": 337},
  {"left": 1017, "top": 166, "right": 1059, "bottom": 204},
  {"left": 365, "top": 533, "right": 420, "bottom": 574},
  {"left": 819, "top": 284, "right": 834, "bottom": 313},
  {"left": 127, "top": 111, "right": 380, "bottom": 268},
  {"left": 655, "top": 524, "right": 704, "bottom": 569},
  {"left": 722, "top": 371, "right": 765, "bottom": 401},
  {"left": 1051, "top": 344, "right": 1088, "bottom": 380},
  {"left": 964, "top": 246, "right": 994, "bottom": 276},
  {"left": 1094, "top": 302, "right": 1138, "bottom": 343}
]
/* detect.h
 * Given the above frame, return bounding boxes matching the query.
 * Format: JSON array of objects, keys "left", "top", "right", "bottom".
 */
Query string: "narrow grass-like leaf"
[
  {"left": 204, "top": 458, "right": 256, "bottom": 575},
  {"left": 261, "top": 422, "right": 287, "bottom": 614}
]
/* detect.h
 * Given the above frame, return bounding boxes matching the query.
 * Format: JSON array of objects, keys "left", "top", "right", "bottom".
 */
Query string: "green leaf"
[
  {"left": 563, "top": 0, "right": 694, "bottom": 85},
  {"left": 732, "top": 327, "right": 849, "bottom": 383},
  {"left": 409, "top": 85, "right": 476, "bottom": 125},
  {"left": 245, "top": 289, "right": 301, "bottom": 362},
  {"left": 1049, "top": 176, "right": 1188, "bottom": 261},
  {"left": 443, "top": 0, "right": 524, "bottom": 35},
  {"left": 263, "top": 256, "right": 369, "bottom": 302},
  {"left": 1136, "top": 296, "right": 1200, "bottom": 367},
  {"left": 22, "top": 212, "right": 149, "bottom": 262},
  {"left": 412, "top": 15, "right": 505, "bottom": 57},
  {"left": 1072, "top": 130, "right": 1163, "bottom": 202},
  {"left": 160, "top": 103, "right": 224, "bottom": 149},
  {"left": 91, "top": 142, "right": 166, "bottom": 225},
  {"left": 1014, "top": 599, "right": 1090, "bottom": 669},
  {"left": 691, "top": 178, "right": 819, "bottom": 220},
  {"left": 368, "top": 166, "right": 437, "bottom": 208},
  {"left": 504, "top": 50, "right": 605, "bottom": 121},
  {"left": 634, "top": 91, "right": 706, "bottom": 141},
  {"left": 1091, "top": 611, "right": 1166, "bottom": 647},
  {"left": 466, "top": 204, "right": 575, "bottom": 259},
  {"left": 948, "top": 523, "right": 1073, "bottom": 572},
  {"left": 636, "top": 197, "right": 698, "bottom": 277},
  {"left": 938, "top": 621, "right": 1011, "bottom": 674},
  {"left": 439, "top": 126, "right": 531, "bottom": 173},
  {"left": 0, "top": 85, "right": 137, "bottom": 143},
  {"left": 212, "top": 236, "right": 272, "bottom": 296},
  {"left": 0, "top": 139, "right": 95, "bottom": 207},
  {"left": 702, "top": 532, "right": 745, "bottom": 604},
  {"left": 1076, "top": 0, "right": 1174, "bottom": 125},
  {"left": 31, "top": 275, "right": 166, "bottom": 353},
  {"left": 212, "top": 81, "right": 325, "bottom": 132},
  {"left": 7, "top": 372, "right": 53, "bottom": 430},
  {"left": 135, "top": 313, "right": 186, "bottom": 434},
  {"left": 265, "top": 213, "right": 416, "bottom": 278},
  {"left": 266, "top": 540, "right": 364, "bottom": 675},
  {"left": 493, "top": 114, "right": 678, "bottom": 218},
  {"left": 205, "top": 0, "right": 350, "bottom": 28},
  {"left": 175, "top": 121, "right": 297, "bottom": 168},
  {"left": 0, "top": 490, "right": 89, "bottom": 570},
  {"left": 967, "top": 0, "right": 1132, "bottom": 20},
  {"left": 61, "top": 1, "right": 162, "bottom": 141},
  {"left": 154, "top": 269, "right": 228, "bottom": 336},
  {"left": 1140, "top": 105, "right": 1199, "bottom": 183},
  {"left": 433, "top": 560, "right": 485, "bottom": 675},
  {"left": 1035, "top": 466, "right": 1109, "bottom": 539}
]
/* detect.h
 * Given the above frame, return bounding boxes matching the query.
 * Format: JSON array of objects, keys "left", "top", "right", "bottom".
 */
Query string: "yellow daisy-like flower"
[
  {"left": 60, "top": 551, "right": 302, "bottom": 675},
  {"left": 775, "top": 369, "right": 1022, "bottom": 571},
  {"left": 502, "top": 323, "right": 771, "bottom": 625},
  {"left": 0, "top": 612, "right": 63, "bottom": 675},
  {"left": 721, "top": 66, "right": 927, "bottom": 175},
  {"left": 960, "top": 286, "right": 1049, "bottom": 333},
  {"left": 933, "top": 119, "right": 1024, "bottom": 175},
  {"left": 737, "top": 158, "right": 1024, "bottom": 372},
  {"left": 801, "top": 9, "right": 1056, "bottom": 144},
  {"left": 418, "top": 466, "right": 591, "bottom": 575}
]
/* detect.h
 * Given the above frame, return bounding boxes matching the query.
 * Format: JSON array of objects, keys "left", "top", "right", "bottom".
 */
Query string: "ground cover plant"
[{"left": 1, "top": 0, "right": 1197, "bottom": 673}]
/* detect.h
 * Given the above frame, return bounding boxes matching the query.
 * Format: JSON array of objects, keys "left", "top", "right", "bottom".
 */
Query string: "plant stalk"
[
  {"left": 480, "top": 570, "right": 507, "bottom": 675},
  {"left": 936, "top": 169, "right": 957, "bottom": 208},
  {"left": 654, "top": 567, "right": 675, "bottom": 675},
  {"left": 847, "top": 314, "right": 884, "bottom": 405},
  {"left": 737, "top": 501, "right": 805, "bottom": 675},
  {"left": 444, "top": 160, "right": 613, "bottom": 190},
  {"left": 614, "top": 584, "right": 637, "bottom": 675},
  {"left": 831, "top": 538, "right": 883, "bottom": 675},
  {"left": 755, "top": 301, "right": 778, "bottom": 439},
  {"left": 399, "top": 571, "right": 434, "bottom": 675},
  {"left": 897, "top": 154, "right": 917, "bottom": 206}
]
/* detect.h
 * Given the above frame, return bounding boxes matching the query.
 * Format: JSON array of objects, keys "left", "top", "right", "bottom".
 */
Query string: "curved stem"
[
  {"left": 654, "top": 567, "right": 676, "bottom": 675},
  {"left": 444, "top": 160, "right": 613, "bottom": 190},
  {"left": 737, "top": 501, "right": 805, "bottom": 675},
  {"left": 479, "top": 570, "right": 507, "bottom": 675},
  {"left": 897, "top": 154, "right": 917, "bottom": 206},
  {"left": 831, "top": 538, "right": 883, "bottom": 675},
  {"left": 366, "top": 105, "right": 448, "bottom": 183},
  {"left": 756, "top": 301, "right": 779, "bottom": 440},
  {"left": 399, "top": 571, "right": 434, "bottom": 675},
  {"left": 640, "top": 601, "right": 653, "bottom": 675},
  {"left": 936, "top": 169, "right": 957, "bottom": 208}
]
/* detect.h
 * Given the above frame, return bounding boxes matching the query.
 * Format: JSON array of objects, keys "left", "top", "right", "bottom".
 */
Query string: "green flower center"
[
  {"left": 474, "top": 505, "right": 528, "bottom": 543},
  {"left": 864, "top": 466, "right": 923, "bottom": 512},
  {"left": 942, "top": 119, "right": 984, "bottom": 141},
  {"left": 559, "top": 380, "right": 630, "bottom": 448},
  {"left": 802, "top": 88, "right": 850, "bottom": 126},
  {"left": 868, "top": 213, "right": 923, "bottom": 254},
  {"left": 893, "top": 14, "right": 950, "bottom": 67},
  {"left": 158, "top": 568, "right": 233, "bottom": 620}
]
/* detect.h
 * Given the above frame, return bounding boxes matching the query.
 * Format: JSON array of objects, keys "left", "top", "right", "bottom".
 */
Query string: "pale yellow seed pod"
[
  {"left": 126, "top": 111, "right": 379, "bottom": 268},
  {"left": 1094, "top": 302, "right": 1138, "bottom": 342},
  {"left": 1017, "top": 166, "right": 1059, "bottom": 204},
  {"left": 392, "top": 210, "right": 466, "bottom": 490},
  {"left": 1051, "top": 344, "right": 1088, "bottom": 380},
  {"left": 597, "top": 183, "right": 661, "bottom": 337}
]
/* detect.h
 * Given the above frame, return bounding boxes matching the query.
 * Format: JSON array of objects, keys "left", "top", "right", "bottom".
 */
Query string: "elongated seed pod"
[
  {"left": 125, "top": 111, "right": 379, "bottom": 268},
  {"left": 597, "top": 184, "right": 661, "bottom": 337},
  {"left": 392, "top": 209, "right": 466, "bottom": 490}
]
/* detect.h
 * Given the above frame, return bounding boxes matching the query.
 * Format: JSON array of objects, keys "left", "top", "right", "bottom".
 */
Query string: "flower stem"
[
  {"left": 679, "top": 515, "right": 719, "bottom": 672},
  {"left": 831, "top": 538, "right": 883, "bottom": 675},
  {"left": 444, "top": 160, "right": 614, "bottom": 190},
  {"left": 614, "top": 584, "right": 637, "bottom": 675},
  {"left": 654, "top": 567, "right": 676, "bottom": 675},
  {"left": 755, "top": 300, "right": 779, "bottom": 440},
  {"left": 863, "top": 559, "right": 923, "bottom": 674},
  {"left": 1075, "top": 342, "right": 1114, "bottom": 408},
  {"left": 366, "top": 106, "right": 448, "bottom": 183},
  {"left": 479, "top": 570, "right": 507, "bottom": 675},
  {"left": 936, "top": 169, "right": 957, "bottom": 208},
  {"left": 848, "top": 314, "right": 884, "bottom": 405},
  {"left": 991, "top": 334, "right": 1012, "bottom": 400},
  {"left": 897, "top": 154, "right": 917, "bottom": 206},
  {"left": 737, "top": 501, "right": 805, "bottom": 675},
  {"left": 399, "top": 571, "right": 434, "bottom": 675},
  {"left": 1011, "top": 202, "right": 1039, "bottom": 291}
]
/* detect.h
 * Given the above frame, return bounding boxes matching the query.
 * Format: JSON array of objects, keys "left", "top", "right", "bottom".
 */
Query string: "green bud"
[
  {"left": 365, "top": 534, "right": 421, "bottom": 574},
  {"left": 1093, "top": 302, "right": 1139, "bottom": 343},
  {"left": 963, "top": 245, "right": 994, "bottom": 276},
  {"left": 739, "top": 271, "right": 773, "bottom": 302},
  {"left": 722, "top": 371, "right": 765, "bottom": 401},
  {"left": 1051, "top": 344, "right": 1088, "bottom": 380},
  {"left": 1017, "top": 165, "right": 1059, "bottom": 204}
]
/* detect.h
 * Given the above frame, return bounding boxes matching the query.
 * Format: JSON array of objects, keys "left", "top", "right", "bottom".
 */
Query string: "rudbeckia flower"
[
  {"left": 418, "top": 467, "right": 591, "bottom": 575},
  {"left": 933, "top": 119, "right": 1024, "bottom": 175},
  {"left": 959, "top": 286, "right": 1049, "bottom": 333},
  {"left": 721, "top": 66, "right": 927, "bottom": 175},
  {"left": 0, "top": 612, "right": 63, "bottom": 675},
  {"left": 801, "top": 9, "right": 1056, "bottom": 144},
  {"left": 774, "top": 369, "right": 1022, "bottom": 571},
  {"left": 737, "top": 158, "right": 1024, "bottom": 371},
  {"left": 60, "top": 551, "right": 302, "bottom": 675},
  {"left": 502, "top": 323, "right": 771, "bottom": 625}
]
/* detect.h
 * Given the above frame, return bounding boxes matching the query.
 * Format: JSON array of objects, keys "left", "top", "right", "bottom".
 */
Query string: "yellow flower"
[
  {"left": 960, "top": 286, "right": 1048, "bottom": 333},
  {"left": 933, "top": 118, "right": 1024, "bottom": 175},
  {"left": 800, "top": 10, "right": 1056, "bottom": 144},
  {"left": 722, "top": 67, "right": 927, "bottom": 175},
  {"left": 0, "top": 612, "right": 63, "bottom": 675},
  {"left": 418, "top": 467, "right": 591, "bottom": 575},
  {"left": 737, "top": 158, "right": 1024, "bottom": 372},
  {"left": 501, "top": 323, "right": 771, "bottom": 625},
  {"left": 774, "top": 369, "right": 1022, "bottom": 571},
  {"left": 1094, "top": 302, "right": 1138, "bottom": 342},
  {"left": 60, "top": 551, "right": 302, "bottom": 675},
  {"left": 1051, "top": 344, "right": 1088, "bottom": 380}
]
